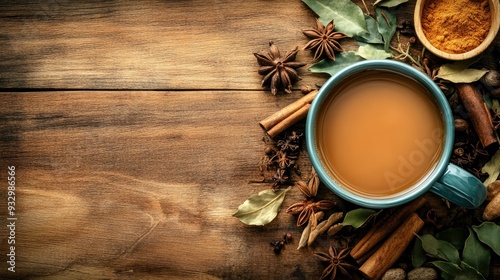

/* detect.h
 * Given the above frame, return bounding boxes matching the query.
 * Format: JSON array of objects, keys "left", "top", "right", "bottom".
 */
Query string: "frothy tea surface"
[{"left": 316, "top": 71, "right": 444, "bottom": 197}]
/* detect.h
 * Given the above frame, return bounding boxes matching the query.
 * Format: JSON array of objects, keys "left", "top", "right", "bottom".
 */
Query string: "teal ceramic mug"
[{"left": 306, "top": 60, "right": 487, "bottom": 209}]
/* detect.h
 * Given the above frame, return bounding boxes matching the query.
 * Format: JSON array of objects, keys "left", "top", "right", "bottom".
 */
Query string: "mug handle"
[{"left": 430, "top": 163, "right": 487, "bottom": 209}]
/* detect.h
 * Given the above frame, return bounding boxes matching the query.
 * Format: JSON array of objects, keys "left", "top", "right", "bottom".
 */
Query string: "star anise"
[
  {"left": 286, "top": 198, "right": 336, "bottom": 227},
  {"left": 302, "top": 19, "right": 348, "bottom": 62},
  {"left": 315, "top": 246, "right": 359, "bottom": 280},
  {"left": 254, "top": 42, "right": 306, "bottom": 95}
]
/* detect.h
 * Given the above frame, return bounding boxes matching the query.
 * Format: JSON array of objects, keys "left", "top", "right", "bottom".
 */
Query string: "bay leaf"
[
  {"left": 233, "top": 187, "right": 290, "bottom": 226},
  {"left": 431, "top": 261, "right": 462, "bottom": 280},
  {"left": 342, "top": 208, "right": 376, "bottom": 229},
  {"left": 375, "top": 7, "right": 396, "bottom": 51},
  {"left": 436, "top": 61, "right": 488, "bottom": 83},
  {"left": 374, "top": 0, "right": 409, "bottom": 7},
  {"left": 355, "top": 15, "right": 384, "bottom": 44},
  {"left": 431, "top": 261, "right": 485, "bottom": 280},
  {"left": 481, "top": 149, "right": 500, "bottom": 187},
  {"left": 302, "top": 0, "right": 368, "bottom": 37},
  {"left": 463, "top": 227, "right": 490, "bottom": 278},
  {"left": 356, "top": 44, "right": 393, "bottom": 60},
  {"left": 411, "top": 237, "right": 427, "bottom": 268},
  {"left": 309, "top": 51, "right": 364, "bottom": 76},
  {"left": 435, "top": 227, "right": 469, "bottom": 250},
  {"left": 418, "top": 234, "right": 460, "bottom": 264},
  {"left": 472, "top": 222, "right": 500, "bottom": 256}
]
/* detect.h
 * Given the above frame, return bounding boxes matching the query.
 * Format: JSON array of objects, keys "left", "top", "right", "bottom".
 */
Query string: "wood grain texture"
[
  {"left": 0, "top": 91, "right": 329, "bottom": 279},
  {"left": 1, "top": 0, "right": 500, "bottom": 279},
  {"left": 0, "top": 0, "right": 328, "bottom": 90}
]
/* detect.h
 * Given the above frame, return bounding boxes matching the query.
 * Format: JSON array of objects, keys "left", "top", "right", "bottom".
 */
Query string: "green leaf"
[
  {"left": 302, "top": 0, "right": 368, "bottom": 37},
  {"left": 459, "top": 262, "right": 487, "bottom": 280},
  {"left": 356, "top": 44, "right": 393, "bottom": 60},
  {"left": 375, "top": 8, "right": 397, "bottom": 51},
  {"left": 436, "top": 61, "right": 488, "bottom": 83},
  {"left": 463, "top": 227, "right": 490, "bottom": 278},
  {"left": 355, "top": 15, "right": 384, "bottom": 44},
  {"left": 342, "top": 208, "right": 376, "bottom": 228},
  {"left": 309, "top": 51, "right": 364, "bottom": 76},
  {"left": 481, "top": 149, "right": 500, "bottom": 187},
  {"left": 436, "top": 227, "right": 469, "bottom": 250},
  {"left": 233, "top": 187, "right": 290, "bottom": 226},
  {"left": 432, "top": 261, "right": 485, "bottom": 280},
  {"left": 432, "top": 261, "right": 462, "bottom": 280},
  {"left": 374, "top": 0, "right": 409, "bottom": 7},
  {"left": 411, "top": 237, "right": 427, "bottom": 268},
  {"left": 418, "top": 234, "right": 460, "bottom": 264},
  {"left": 473, "top": 222, "right": 500, "bottom": 255}
]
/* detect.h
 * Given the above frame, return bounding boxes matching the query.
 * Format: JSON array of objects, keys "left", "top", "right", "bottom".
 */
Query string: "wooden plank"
[
  {"left": 0, "top": 0, "right": 327, "bottom": 90},
  {"left": 0, "top": 90, "right": 326, "bottom": 279}
]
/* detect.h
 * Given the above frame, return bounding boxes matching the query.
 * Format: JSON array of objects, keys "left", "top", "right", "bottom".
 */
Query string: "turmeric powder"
[{"left": 421, "top": 0, "right": 491, "bottom": 54}]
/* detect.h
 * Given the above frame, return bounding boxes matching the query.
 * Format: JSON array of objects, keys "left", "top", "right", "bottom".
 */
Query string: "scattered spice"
[
  {"left": 260, "top": 131, "right": 303, "bottom": 190},
  {"left": 270, "top": 233, "right": 294, "bottom": 254},
  {"left": 413, "top": 57, "right": 450, "bottom": 92},
  {"left": 315, "top": 246, "right": 359, "bottom": 280},
  {"left": 287, "top": 198, "right": 336, "bottom": 227},
  {"left": 259, "top": 90, "right": 318, "bottom": 138},
  {"left": 421, "top": 0, "right": 491, "bottom": 54},
  {"left": 454, "top": 118, "right": 469, "bottom": 132},
  {"left": 396, "top": 19, "right": 415, "bottom": 36},
  {"left": 254, "top": 42, "right": 306, "bottom": 95},
  {"left": 287, "top": 166, "right": 336, "bottom": 227},
  {"left": 302, "top": 19, "right": 347, "bottom": 61},
  {"left": 456, "top": 83, "right": 498, "bottom": 148}
]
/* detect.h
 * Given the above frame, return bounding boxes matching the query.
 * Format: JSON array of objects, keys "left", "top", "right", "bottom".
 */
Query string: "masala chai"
[{"left": 316, "top": 70, "right": 444, "bottom": 197}]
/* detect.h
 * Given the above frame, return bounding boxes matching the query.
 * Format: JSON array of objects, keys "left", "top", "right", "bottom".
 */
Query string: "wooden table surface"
[{"left": 1, "top": 1, "right": 499, "bottom": 279}]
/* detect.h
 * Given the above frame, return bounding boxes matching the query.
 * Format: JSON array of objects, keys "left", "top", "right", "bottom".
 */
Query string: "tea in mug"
[{"left": 316, "top": 70, "right": 444, "bottom": 197}]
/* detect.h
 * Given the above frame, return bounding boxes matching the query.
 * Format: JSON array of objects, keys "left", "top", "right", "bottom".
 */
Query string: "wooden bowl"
[{"left": 414, "top": 0, "right": 500, "bottom": 60}]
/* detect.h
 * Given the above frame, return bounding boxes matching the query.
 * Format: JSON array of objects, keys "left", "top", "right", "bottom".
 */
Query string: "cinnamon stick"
[
  {"left": 259, "top": 90, "right": 318, "bottom": 135},
  {"left": 350, "top": 197, "right": 427, "bottom": 261},
  {"left": 266, "top": 103, "right": 311, "bottom": 138},
  {"left": 456, "top": 83, "right": 498, "bottom": 148},
  {"left": 359, "top": 213, "right": 424, "bottom": 280}
]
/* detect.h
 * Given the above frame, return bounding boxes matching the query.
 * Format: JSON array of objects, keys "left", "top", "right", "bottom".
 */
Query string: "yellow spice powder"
[{"left": 421, "top": 0, "right": 491, "bottom": 54}]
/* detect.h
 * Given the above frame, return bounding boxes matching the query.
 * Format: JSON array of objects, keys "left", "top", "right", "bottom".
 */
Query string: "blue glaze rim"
[{"left": 306, "top": 60, "right": 454, "bottom": 209}]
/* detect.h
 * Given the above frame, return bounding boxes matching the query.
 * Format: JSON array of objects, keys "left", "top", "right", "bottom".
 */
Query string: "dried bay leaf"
[
  {"left": 436, "top": 60, "right": 488, "bottom": 83},
  {"left": 302, "top": 0, "right": 368, "bottom": 37},
  {"left": 417, "top": 234, "right": 460, "bottom": 264},
  {"left": 431, "top": 261, "right": 485, "bottom": 280},
  {"left": 233, "top": 187, "right": 290, "bottom": 226},
  {"left": 374, "top": 0, "right": 409, "bottom": 7},
  {"left": 411, "top": 237, "right": 427, "bottom": 268},
  {"left": 463, "top": 227, "right": 490, "bottom": 278},
  {"left": 309, "top": 51, "right": 364, "bottom": 76},
  {"left": 435, "top": 227, "right": 469, "bottom": 251},
  {"left": 341, "top": 208, "right": 376, "bottom": 229},
  {"left": 355, "top": 15, "right": 384, "bottom": 44},
  {"left": 481, "top": 150, "right": 500, "bottom": 187},
  {"left": 472, "top": 222, "right": 500, "bottom": 256},
  {"left": 356, "top": 44, "right": 393, "bottom": 60},
  {"left": 375, "top": 7, "right": 397, "bottom": 51}
]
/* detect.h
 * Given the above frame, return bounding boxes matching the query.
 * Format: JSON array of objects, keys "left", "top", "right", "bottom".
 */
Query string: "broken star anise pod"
[
  {"left": 254, "top": 42, "right": 306, "bottom": 95},
  {"left": 315, "top": 246, "right": 359, "bottom": 280},
  {"left": 302, "top": 19, "right": 348, "bottom": 62},
  {"left": 286, "top": 198, "right": 336, "bottom": 227}
]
